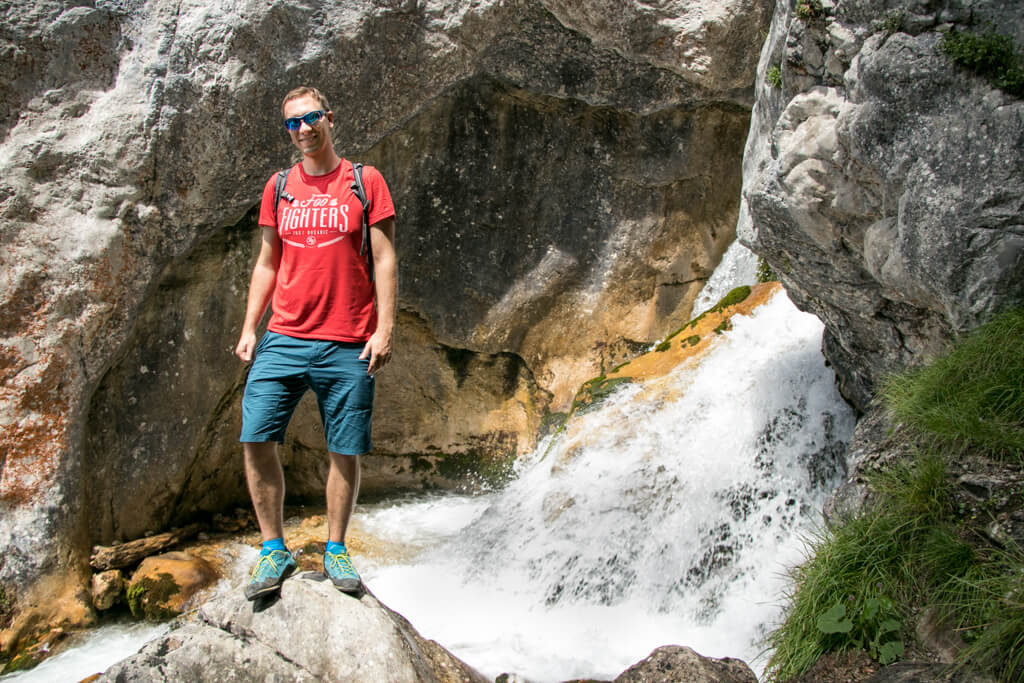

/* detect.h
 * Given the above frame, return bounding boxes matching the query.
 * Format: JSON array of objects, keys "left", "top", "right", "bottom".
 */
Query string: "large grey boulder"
[
  {"left": 99, "top": 574, "right": 488, "bottom": 682},
  {"left": 0, "top": 0, "right": 772, "bottom": 625},
  {"left": 739, "top": 0, "right": 1024, "bottom": 410}
]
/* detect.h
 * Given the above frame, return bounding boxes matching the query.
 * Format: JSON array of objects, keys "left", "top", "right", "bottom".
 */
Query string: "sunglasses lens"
[{"left": 284, "top": 110, "right": 324, "bottom": 131}]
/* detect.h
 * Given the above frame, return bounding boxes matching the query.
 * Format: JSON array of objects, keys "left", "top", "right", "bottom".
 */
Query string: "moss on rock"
[{"left": 126, "top": 573, "right": 181, "bottom": 621}]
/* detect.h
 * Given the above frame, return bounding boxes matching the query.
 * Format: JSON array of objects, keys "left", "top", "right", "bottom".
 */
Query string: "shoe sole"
[
  {"left": 245, "top": 563, "right": 296, "bottom": 600},
  {"left": 326, "top": 574, "right": 362, "bottom": 595}
]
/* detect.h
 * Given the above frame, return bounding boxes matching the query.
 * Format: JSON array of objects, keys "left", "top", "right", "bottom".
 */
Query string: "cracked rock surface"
[{"left": 739, "top": 0, "right": 1024, "bottom": 410}]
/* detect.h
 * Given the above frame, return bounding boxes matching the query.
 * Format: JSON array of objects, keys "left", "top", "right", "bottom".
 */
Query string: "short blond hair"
[{"left": 281, "top": 86, "right": 330, "bottom": 116}]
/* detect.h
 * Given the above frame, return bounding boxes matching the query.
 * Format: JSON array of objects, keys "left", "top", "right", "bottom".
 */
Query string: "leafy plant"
[
  {"left": 766, "top": 64, "right": 782, "bottom": 88},
  {"left": 817, "top": 598, "right": 904, "bottom": 664},
  {"left": 940, "top": 27, "right": 1024, "bottom": 97}
]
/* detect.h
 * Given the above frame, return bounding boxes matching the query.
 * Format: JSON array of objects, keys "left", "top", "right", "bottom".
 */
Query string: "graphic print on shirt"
[{"left": 279, "top": 193, "right": 351, "bottom": 248}]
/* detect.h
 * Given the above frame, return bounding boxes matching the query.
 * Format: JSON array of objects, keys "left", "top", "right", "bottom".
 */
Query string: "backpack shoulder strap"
[
  {"left": 350, "top": 161, "right": 374, "bottom": 281},
  {"left": 273, "top": 167, "right": 292, "bottom": 224}
]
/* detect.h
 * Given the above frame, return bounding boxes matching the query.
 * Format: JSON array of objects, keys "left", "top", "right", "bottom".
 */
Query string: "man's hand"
[
  {"left": 235, "top": 331, "right": 258, "bottom": 362},
  {"left": 359, "top": 328, "right": 392, "bottom": 375}
]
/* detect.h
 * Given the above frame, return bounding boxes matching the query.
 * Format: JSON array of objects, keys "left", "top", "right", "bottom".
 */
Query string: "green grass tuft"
[
  {"left": 881, "top": 309, "right": 1024, "bottom": 460},
  {"left": 766, "top": 64, "right": 782, "bottom": 88}
]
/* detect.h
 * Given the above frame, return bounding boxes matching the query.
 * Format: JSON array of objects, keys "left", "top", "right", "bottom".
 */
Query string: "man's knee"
[{"left": 243, "top": 441, "right": 279, "bottom": 464}]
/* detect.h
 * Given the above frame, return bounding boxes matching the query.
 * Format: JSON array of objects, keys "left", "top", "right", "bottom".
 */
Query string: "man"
[{"left": 235, "top": 86, "right": 397, "bottom": 599}]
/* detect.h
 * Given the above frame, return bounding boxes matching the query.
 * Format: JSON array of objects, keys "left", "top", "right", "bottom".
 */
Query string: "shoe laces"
[
  {"left": 251, "top": 549, "right": 288, "bottom": 580},
  {"left": 325, "top": 549, "right": 357, "bottom": 577}
]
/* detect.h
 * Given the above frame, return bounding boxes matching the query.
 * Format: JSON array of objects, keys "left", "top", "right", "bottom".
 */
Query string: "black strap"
[
  {"left": 273, "top": 167, "right": 292, "bottom": 224},
  {"left": 350, "top": 161, "right": 374, "bottom": 282},
  {"left": 272, "top": 162, "right": 373, "bottom": 281}
]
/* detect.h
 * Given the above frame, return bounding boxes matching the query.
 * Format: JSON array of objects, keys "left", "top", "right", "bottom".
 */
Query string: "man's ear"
[{"left": 327, "top": 110, "right": 334, "bottom": 126}]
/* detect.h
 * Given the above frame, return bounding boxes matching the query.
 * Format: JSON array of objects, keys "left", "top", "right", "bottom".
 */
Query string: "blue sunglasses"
[{"left": 284, "top": 109, "right": 326, "bottom": 131}]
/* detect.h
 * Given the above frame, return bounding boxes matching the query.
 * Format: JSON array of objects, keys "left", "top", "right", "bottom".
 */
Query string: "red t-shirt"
[{"left": 258, "top": 159, "right": 396, "bottom": 342}]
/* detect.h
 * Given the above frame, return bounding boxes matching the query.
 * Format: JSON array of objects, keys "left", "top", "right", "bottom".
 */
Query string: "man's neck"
[{"left": 301, "top": 148, "right": 342, "bottom": 176}]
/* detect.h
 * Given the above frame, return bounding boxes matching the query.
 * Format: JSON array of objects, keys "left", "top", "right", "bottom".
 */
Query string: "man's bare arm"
[
  {"left": 360, "top": 217, "right": 397, "bottom": 374},
  {"left": 235, "top": 226, "right": 282, "bottom": 362}
]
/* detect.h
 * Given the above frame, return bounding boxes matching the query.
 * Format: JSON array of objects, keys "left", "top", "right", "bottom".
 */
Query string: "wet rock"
[
  {"left": 90, "top": 570, "right": 124, "bottom": 612},
  {"left": 612, "top": 645, "right": 757, "bottom": 682},
  {"left": 0, "top": 571, "right": 95, "bottom": 667},
  {"left": 126, "top": 552, "right": 218, "bottom": 621},
  {"left": 99, "top": 575, "right": 487, "bottom": 682}
]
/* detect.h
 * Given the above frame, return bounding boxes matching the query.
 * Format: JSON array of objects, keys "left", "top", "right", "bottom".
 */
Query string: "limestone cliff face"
[
  {"left": 740, "top": 0, "right": 1024, "bottom": 411},
  {"left": 0, "top": 0, "right": 771, "bottom": 603}
]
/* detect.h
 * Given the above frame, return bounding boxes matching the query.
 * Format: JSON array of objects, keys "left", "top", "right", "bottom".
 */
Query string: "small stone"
[{"left": 91, "top": 569, "right": 124, "bottom": 611}]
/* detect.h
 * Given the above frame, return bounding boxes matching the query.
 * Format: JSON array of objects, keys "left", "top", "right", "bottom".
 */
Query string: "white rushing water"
[
  {"left": 361, "top": 280, "right": 855, "bottom": 680},
  {"left": 0, "top": 622, "right": 168, "bottom": 683}
]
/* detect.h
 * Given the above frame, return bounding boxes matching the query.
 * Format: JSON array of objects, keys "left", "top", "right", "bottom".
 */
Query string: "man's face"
[{"left": 283, "top": 95, "right": 333, "bottom": 157}]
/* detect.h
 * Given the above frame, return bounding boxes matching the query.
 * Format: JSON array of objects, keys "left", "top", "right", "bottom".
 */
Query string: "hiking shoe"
[
  {"left": 244, "top": 549, "right": 297, "bottom": 600},
  {"left": 324, "top": 546, "right": 362, "bottom": 594}
]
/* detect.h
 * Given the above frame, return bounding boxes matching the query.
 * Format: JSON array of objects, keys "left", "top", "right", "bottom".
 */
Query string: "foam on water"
[
  {"left": 0, "top": 622, "right": 168, "bottom": 683},
  {"left": 364, "top": 288, "right": 855, "bottom": 681}
]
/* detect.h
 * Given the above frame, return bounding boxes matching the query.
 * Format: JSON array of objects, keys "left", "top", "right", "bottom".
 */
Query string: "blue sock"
[
  {"left": 261, "top": 537, "right": 286, "bottom": 555},
  {"left": 326, "top": 541, "right": 346, "bottom": 554}
]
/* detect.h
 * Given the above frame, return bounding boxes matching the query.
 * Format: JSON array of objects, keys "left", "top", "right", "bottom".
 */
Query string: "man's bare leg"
[
  {"left": 243, "top": 441, "right": 286, "bottom": 541},
  {"left": 326, "top": 452, "right": 361, "bottom": 543}
]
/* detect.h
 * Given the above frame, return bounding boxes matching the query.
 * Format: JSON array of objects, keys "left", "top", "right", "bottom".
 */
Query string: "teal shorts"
[{"left": 240, "top": 331, "right": 374, "bottom": 455}]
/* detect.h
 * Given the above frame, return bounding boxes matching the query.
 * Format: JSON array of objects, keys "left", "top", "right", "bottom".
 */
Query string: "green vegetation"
[
  {"left": 756, "top": 257, "right": 777, "bottom": 283},
  {"left": 0, "top": 585, "right": 11, "bottom": 631},
  {"left": 540, "top": 410, "right": 569, "bottom": 438},
  {"left": 655, "top": 340, "right": 671, "bottom": 352},
  {"left": 436, "top": 450, "right": 517, "bottom": 488},
  {"left": 880, "top": 10, "right": 904, "bottom": 35},
  {"left": 766, "top": 64, "right": 783, "bottom": 88},
  {"left": 684, "top": 335, "right": 701, "bottom": 347},
  {"left": 713, "top": 319, "right": 731, "bottom": 335},
  {"left": 767, "top": 309, "right": 1024, "bottom": 681},
  {"left": 127, "top": 573, "right": 180, "bottom": 621},
  {"left": 940, "top": 27, "right": 1024, "bottom": 97},
  {"left": 794, "top": 0, "right": 822, "bottom": 20},
  {"left": 665, "top": 285, "right": 752, "bottom": 340},
  {"left": 570, "top": 375, "right": 633, "bottom": 415},
  {"left": 882, "top": 308, "right": 1024, "bottom": 460}
]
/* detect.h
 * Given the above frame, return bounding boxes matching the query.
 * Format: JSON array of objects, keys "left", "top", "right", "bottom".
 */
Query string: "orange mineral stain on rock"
[
  {"left": 0, "top": 570, "right": 96, "bottom": 663},
  {"left": 0, "top": 352, "right": 71, "bottom": 506},
  {"left": 607, "top": 282, "right": 782, "bottom": 386}
]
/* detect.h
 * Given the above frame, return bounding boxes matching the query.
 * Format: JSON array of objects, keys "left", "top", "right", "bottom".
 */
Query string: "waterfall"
[
  {"left": 361, "top": 246, "right": 855, "bottom": 681},
  {"left": 1, "top": 243, "right": 854, "bottom": 682}
]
